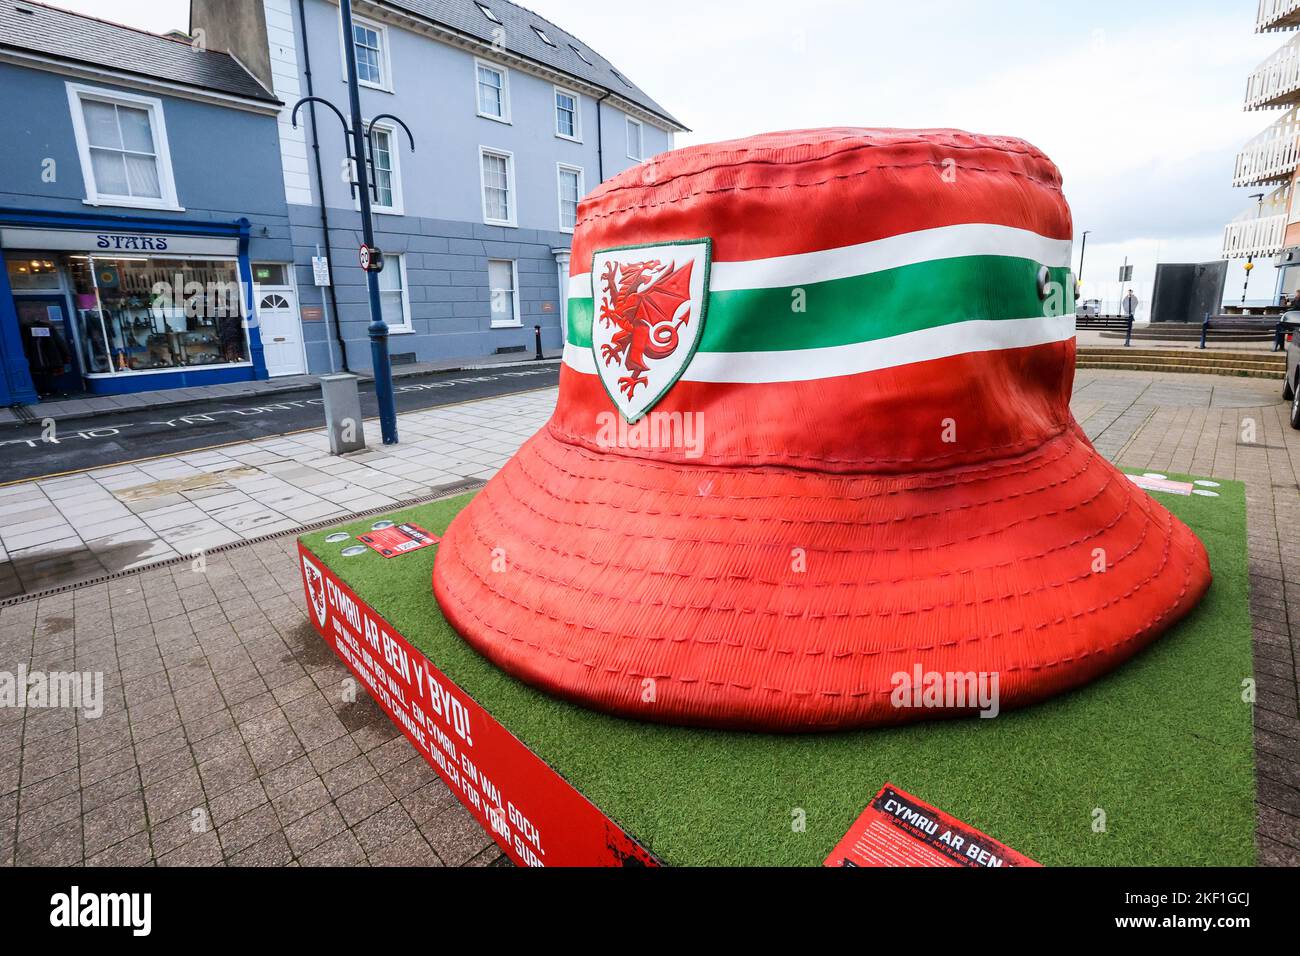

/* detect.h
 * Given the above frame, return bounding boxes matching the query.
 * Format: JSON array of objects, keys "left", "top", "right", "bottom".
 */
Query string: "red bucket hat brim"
[{"left": 433, "top": 419, "right": 1211, "bottom": 732}]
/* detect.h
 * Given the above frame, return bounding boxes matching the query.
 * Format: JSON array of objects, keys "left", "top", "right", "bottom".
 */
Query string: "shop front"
[{"left": 0, "top": 209, "right": 267, "bottom": 405}]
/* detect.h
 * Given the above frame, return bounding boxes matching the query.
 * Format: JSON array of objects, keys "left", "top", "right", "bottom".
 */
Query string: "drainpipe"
[
  {"left": 595, "top": 91, "right": 611, "bottom": 183},
  {"left": 297, "top": 0, "right": 350, "bottom": 372}
]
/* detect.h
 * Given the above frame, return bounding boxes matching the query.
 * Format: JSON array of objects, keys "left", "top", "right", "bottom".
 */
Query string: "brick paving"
[{"left": 0, "top": 366, "right": 1297, "bottom": 866}]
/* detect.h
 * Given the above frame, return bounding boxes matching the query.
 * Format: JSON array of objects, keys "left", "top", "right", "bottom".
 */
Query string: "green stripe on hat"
[{"left": 568, "top": 257, "right": 1072, "bottom": 353}]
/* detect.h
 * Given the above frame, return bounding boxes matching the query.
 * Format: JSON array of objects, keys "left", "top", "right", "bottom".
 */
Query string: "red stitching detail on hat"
[
  {"left": 514, "top": 433, "right": 1095, "bottom": 533},
  {"left": 491, "top": 440, "right": 1122, "bottom": 556},
  {"left": 528, "top": 426, "right": 1078, "bottom": 503},
  {"left": 435, "top": 500, "right": 1193, "bottom": 702},
  {"left": 465, "top": 459, "right": 1143, "bottom": 601},
  {"left": 579, "top": 159, "right": 1067, "bottom": 231},
  {"left": 546, "top": 418, "right": 1073, "bottom": 470},
  {"left": 589, "top": 134, "right": 1060, "bottom": 202}
]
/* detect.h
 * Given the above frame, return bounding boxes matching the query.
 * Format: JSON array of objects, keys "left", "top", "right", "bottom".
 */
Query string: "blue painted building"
[
  {"left": 190, "top": 0, "right": 686, "bottom": 375},
  {"left": 0, "top": 1, "right": 292, "bottom": 406}
]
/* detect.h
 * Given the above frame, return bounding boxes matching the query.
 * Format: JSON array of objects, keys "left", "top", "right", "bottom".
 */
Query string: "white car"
[{"left": 1076, "top": 299, "right": 1102, "bottom": 318}]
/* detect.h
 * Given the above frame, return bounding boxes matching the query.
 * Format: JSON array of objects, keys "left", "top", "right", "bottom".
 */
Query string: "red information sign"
[
  {"left": 824, "top": 784, "right": 1039, "bottom": 868},
  {"left": 299, "top": 543, "right": 657, "bottom": 866},
  {"left": 357, "top": 523, "right": 439, "bottom": 558}
]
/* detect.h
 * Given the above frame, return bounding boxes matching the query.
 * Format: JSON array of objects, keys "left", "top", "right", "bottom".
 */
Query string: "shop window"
[
  {"left": 66, "top": 83, "right": 180, "bottom": 210},
  {"left": 6, "top": 258, "right": 61, "bottom": 291},
  {"left": 67, "top": 256, "right": 249, "bottom": 374}
]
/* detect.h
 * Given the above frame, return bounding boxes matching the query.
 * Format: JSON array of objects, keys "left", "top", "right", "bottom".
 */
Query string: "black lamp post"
[
  {"left": 290, "top": 0, "right": 413, "bottom": 444},
  {"left": 1077, "top": 229, "right": 1090, "bottom": 288}
]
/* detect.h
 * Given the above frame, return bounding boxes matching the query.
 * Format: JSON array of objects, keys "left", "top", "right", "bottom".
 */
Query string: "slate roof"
[
  {"left": 0, "top": 0, "right": 279, "bottom": 105},
  {"left": 382, "top": 0, "right": 685, "bottom": 129}
]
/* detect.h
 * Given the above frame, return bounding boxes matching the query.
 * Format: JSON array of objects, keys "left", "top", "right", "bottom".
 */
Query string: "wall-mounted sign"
[
  {"left": 0, "top": 227, "right": 238, "bottom": 257},
  {"left": 300, "top": 306, "right": 324, "bottom": 322},
  {"left": 312, "top": 256, "right": 331, "bottom": 286}
]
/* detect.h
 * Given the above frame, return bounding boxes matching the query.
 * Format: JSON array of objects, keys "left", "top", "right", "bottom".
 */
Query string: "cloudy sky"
[{"left": 40, "top": 0, "right": 1285, "bottom": 303}]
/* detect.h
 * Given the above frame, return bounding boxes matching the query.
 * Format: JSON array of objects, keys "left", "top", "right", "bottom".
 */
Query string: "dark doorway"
[{"left": 15, "top": 295, "right": 82, "bottom": 396}]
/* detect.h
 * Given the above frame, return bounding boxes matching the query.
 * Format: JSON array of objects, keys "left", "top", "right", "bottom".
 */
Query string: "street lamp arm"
[
  {"left": 368, "top": 114, "right": 416, "bottom": 153},
  {"left": 290, "top": 96, "right": 351, "bottom": 137}
]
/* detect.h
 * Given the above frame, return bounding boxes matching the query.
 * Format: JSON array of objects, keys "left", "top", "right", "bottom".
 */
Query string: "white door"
[{"left": 256, "top": 289, "right": 306, "bottom": 376}]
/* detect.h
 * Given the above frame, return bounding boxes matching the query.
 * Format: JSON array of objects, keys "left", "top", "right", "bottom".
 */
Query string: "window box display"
[{"left": 66, "top": 255, "right": 250, "bottom": 375}]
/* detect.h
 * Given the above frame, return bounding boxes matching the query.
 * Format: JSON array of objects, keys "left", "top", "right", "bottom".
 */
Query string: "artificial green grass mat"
[{"left": 300, "top": 474, "right": 1255, "bottom": 866}]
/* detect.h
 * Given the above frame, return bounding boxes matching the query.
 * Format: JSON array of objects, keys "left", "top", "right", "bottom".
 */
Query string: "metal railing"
[{"left": 1234, "top": 108, "right": 1300, "bottom": 185}]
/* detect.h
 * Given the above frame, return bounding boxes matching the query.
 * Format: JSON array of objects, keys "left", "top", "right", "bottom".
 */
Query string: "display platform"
[{"left": 297, "top": 474, "right": 1255, "bottom": 867}]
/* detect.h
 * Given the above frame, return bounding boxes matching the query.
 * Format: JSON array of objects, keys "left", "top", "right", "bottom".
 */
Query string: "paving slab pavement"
[
  {"left": 0, "top": 389, "right": 555, "bottom": 599},
  {"left": 0, "top": 367, "right": 1298, "bottom": 866}
]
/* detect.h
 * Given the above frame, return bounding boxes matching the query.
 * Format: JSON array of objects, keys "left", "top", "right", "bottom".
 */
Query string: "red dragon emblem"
[{"left": 597, "top": 258, "right": 695, "bottom": 399}]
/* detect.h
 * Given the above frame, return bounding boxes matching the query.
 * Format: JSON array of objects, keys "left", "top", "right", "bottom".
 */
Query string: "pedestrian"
[
  {"left": 1122, "top": 289, "right": 1139, "bottom": 321},
  {"left": 19, "top": 311, "right": 71, "bottom": 396}
]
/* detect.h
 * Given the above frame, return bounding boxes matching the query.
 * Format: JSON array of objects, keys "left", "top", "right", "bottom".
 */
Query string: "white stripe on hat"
[
  {"left": 567, "top": 223, "right": 1073, "bottom": 299},
  {"left": 563, "top": 313, "right": 1075, "bottom": 385}
]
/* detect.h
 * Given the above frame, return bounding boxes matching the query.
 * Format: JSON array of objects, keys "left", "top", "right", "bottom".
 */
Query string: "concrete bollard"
[{"left": 320, "top": 373, "right": 366, "bottom": 455}]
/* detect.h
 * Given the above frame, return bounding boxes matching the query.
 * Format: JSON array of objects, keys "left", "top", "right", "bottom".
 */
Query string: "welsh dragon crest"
[{"left": 590, "top": 240, "right": 711, "bottom": 421}]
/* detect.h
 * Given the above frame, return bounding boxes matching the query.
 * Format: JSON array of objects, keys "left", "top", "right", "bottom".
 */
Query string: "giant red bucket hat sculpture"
[{"left": 433, "top": 128, "right": 1212, "bottom": 732}]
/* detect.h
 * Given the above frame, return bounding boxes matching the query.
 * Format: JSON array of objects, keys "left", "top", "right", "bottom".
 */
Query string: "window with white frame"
[
  {"left": 554, "top": 87, "right": 580, "bottom": 141},
  {"left": 66, "top": 83, "right": 179, "bottom": 209},
  {"left": 347, "top": 17, "right": 389, "bottom": 89},
  {"left": 488, "top": 259, "right": 520, "bottom": 327},
  {"left": 369, "top": 125, "right": 401, "bottom": 213},
  {"left": 475, "top": 60, "right": 509, "bottom": 121},
  {"left": 378, "top": 254, "right": 411, "bottom": 332},
  {"left": 626, "top": 116, "right": 643, "bottom": 160},
  {"left": 480, "top": 148, "right": 515, "bottom": 226},
  {"left": 558, "top": 165, "right": 583, "bottom": 232}
]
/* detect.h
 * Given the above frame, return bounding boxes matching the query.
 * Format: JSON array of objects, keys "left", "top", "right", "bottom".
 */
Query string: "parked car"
[
  {"left": 1283, "top": 312, "right": 1300, "bottom": 429},
  {"left": 1076, "top": 299, "right": 1102, "bottom": 318}
]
